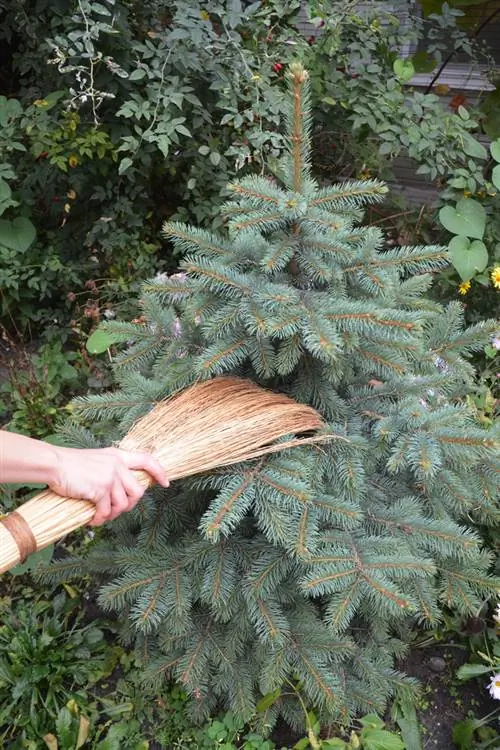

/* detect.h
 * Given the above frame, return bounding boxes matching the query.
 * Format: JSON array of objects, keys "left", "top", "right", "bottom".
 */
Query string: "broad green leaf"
[
  {"left": 439, "top": 198, "right": 486, "bottom": 239},
  {"left": 452, "top": 718, "right": 478, "bottom": 750},
  {"left": 456, "top": 662, "right": 492, "bottom": 680},
  {"left": 118, "top": 157, "right": 133, "bottom": 175},
  {"left": 129, "top": 69, "right": 146, "bottom": 81},
  {"left": 449, "top": 236, "right": 488, "bottom": 281},
  {"left": 411, "top": 51, "right": 436, "bottom": 74},
  {"left": 396, "top": 718, "right": 422, "bottom": 750},
  {"left": 492, "top": 164, "right": 500, "bottom": 191},
  {"left": 55, "top": 707, "right": 73, "bottom": 745},
  {"left": 209, "top": 151, "right": 222, "bottom": 166},
  {"left": 362, "top": 729, "right": 405, "bottom": 750},
  {"left": 293, "top": 739, "right": 310, "bottom": 750},
  {"left": 490, "top": 139, "right": 500, "bottom": 163},
  {"left": 393, "top": 58, "right": 415, "bottom": 82},
  {"left": 175, "top": 124, "right": 191, "bottom": 137},
  {"left": 481, "top": 88, "right": 500, "bottom": 139},
  {"left": 0, "top": 216, "right": 36, "bottom": 252},
  {"left": 322, "top": 740, "right": 347, "bottom": 749},
  {"left": 462, "top": 135, "right": 487, "bottom": 160},
  {"left": 10, "top": 544, "right": 54, "bottom": 575},
  {"left": 93, "top": 3, "right": 112, "bottom": 15},
  {"left": 0, "top": 96, "right": 22, "bottom": 125},
  {"left": 360, "top": 715, "right": 385, "bottom": 729},
  {"left": 256, "top": 688, "right": 281, "bottom": 712},
  {"left": 0, "top": 178, "right": 12, "bottom": 202},
  {"left": 86, "top": 328, "right": 121, "bottom": 354}
]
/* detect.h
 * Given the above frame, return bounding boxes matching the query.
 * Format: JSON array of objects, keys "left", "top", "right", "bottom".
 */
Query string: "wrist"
[{"left": 43, "top": 443, "right": 64, "bottom": 488}]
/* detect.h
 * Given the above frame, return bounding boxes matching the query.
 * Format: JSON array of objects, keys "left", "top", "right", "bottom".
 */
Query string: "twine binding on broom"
[{"left": 0, "top": 512, "right": 38, "bottom": 562}]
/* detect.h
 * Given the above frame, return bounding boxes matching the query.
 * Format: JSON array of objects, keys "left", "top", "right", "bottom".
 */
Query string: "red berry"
[{"left": 272, "top": 62, "right": 283, "bottom": 73}]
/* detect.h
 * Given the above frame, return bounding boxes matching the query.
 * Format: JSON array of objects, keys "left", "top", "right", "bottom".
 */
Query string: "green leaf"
[
  {"left": 439, "top": 198, "right": 486, "bottom": 239},
  {"left": 448, "top": 236, "right": 488, "bottom": 281},
  {"left": 175, "top": 124, "right": 191, "bottom": 137},
  {"left": 256, "top": 688, "right": 281, "bottom": 712},
  {"left": 10, "top": 544, "right": 54, "bottom": 575},
  {"left": 209, "top": 151, "right": 222, "bottom": 166},
  {"left": 86, "top": 328, "right": 122, "bottom": 354},
  {"left": 393, "top": 59, "right": 415, "bottom": 82},
  {"left": 322, "top": 740, "right": 347, "bottom": 749},
  {"left": 360, "top": 715, "right": 385, "bottom": 730},
  {"left": 362, "top": 729, "right": 405, "bottom": 750},
  {"left": 452, "top": 719, "right": 478, "bottom": 750},
  {"left": 129, "top": 69, "right": 146, "bottom": 81},
  {"left": 118, "top": 157, "right": 133, "bottom": 175},
  {"left": 490, "top": 139, "right": 500, "bottom": 163},
  {"left": 462, "top": 135, "right": 487, "bottom": 160},
  {"left": 0, "top": 216, "right": 36, "bottom": 252},
  {"left": 480, "top": 88, "right": 500, "bottom": 139},
  {"left": 393, "top": 696, "right": 422, "bottom": 750},
  {"left": 411, "top": 51, "right": 436, "bottom": 74},
  {"left": 55, "top": 707, "right": 73, "bottom": 745},
  {"left": 492, "top": 164, "right": 500, "bottom": 191},
  {"left": 93, "top": 2, "right": 112, "bottom": 15},
  {"left": 396, "top": 718, "right": 422, "bottom": 750},
  {"left": 456, "top": 662, "right": 492, "bottom": 681},
  {"left": 0, "top": 178, "right": 12, "bottom": 202},
  {"left": 293, "top": 740, "right": 310, "bottom": 750}
]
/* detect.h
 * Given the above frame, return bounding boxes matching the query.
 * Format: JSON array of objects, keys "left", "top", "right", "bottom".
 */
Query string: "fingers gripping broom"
[{"left": 0, "top": 377, "right": 330, "bottom": 574}]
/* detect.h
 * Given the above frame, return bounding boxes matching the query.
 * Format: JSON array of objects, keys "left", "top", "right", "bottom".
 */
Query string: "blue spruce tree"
[{"left": 57, "top": 63, "right": 499, "bottom": 728}]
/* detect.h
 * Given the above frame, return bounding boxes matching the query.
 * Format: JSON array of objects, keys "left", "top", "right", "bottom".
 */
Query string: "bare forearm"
[
  {"left": 0, "top": 430, "right": 58, "bottom": 486},
  {"left": 0, "top": 429, "right": 169, "bottom": 526}
]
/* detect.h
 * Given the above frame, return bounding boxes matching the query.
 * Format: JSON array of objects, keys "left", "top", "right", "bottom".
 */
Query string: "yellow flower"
[
  {"left": 200, "top": 10, "right": 209, "bottom": 20},
  {"left": 67, "top": 189, "right": 76, "bottom": 200},
  {"left": 33, "top": 99, "right": 49, "bottom": 107},
  {"left": 491, "top": 266, "right": 500, "bottom": 289},
  {"left": 68, "top": 155, "right": 79, "bottom": 168},
  {"left": 458, "top": 280, "right": 471, "bottom": 295},
  {"left": 434, "top": 83, "right": 450, "bottom": 95},
  {"left": 463, "top": 190, "right": 472, "bottom": 198},
  {"left": 64, "top": 203, "right": 71, "bottom": 214},
  {"left": 251, "top": 73, "right": 261, "bottom": 81}
]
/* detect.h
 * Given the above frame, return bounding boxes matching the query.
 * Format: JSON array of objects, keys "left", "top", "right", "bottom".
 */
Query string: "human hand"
[{"left": 48, "top": 446, "right": 169, "bottom": 526}]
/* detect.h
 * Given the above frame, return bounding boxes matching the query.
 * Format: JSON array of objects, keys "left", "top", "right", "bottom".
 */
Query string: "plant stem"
[{"left": 424, "top": 8, "right": 500, "bottom": 95}]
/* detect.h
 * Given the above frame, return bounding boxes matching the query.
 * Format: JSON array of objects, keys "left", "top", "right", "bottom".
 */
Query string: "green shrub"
[
  {"left": 2, "top": 0, "right": 499, "bottom": 338},
  {"left": 0, "top": 591, "right": 119, "bottom": 745}
]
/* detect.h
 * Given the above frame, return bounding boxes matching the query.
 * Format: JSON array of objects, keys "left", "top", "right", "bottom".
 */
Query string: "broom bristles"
[{"left": 0, "top": 377, "right": 337, "bottom": 574}]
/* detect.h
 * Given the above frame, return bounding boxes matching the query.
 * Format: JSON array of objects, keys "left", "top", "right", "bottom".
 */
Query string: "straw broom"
[{"left": 0, "top": 377, "right": 332, "bottom": 574}]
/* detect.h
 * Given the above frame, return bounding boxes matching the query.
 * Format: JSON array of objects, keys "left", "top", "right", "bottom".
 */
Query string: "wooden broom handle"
[{"left": 0, "top": 468, "right": 154, "bottom": 565}]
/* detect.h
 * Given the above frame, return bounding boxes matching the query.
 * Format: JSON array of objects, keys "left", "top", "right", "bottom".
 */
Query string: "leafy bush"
[
  {"left": 51, "top": 65, "right": 500, "bottom": 733},
  {"left": 0, "top": 590, "right": 119, "bottom": 746},
  {"left": 2, "top": 0, "right": 499, "bottom": 338}
]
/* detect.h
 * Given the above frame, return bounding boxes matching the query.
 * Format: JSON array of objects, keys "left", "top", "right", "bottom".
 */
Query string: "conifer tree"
[{"left": 56, "top": 63, "right": 499, "bottom": 728}]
